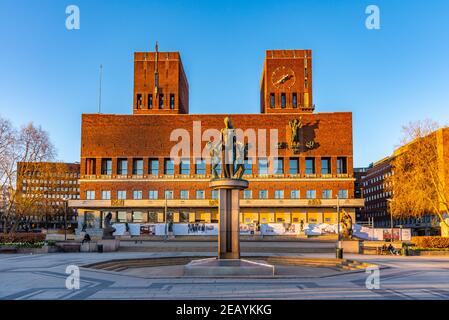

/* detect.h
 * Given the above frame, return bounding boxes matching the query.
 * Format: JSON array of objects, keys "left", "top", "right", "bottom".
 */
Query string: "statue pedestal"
[{"left": 210, "top": 179, "right": 248, "bottom": 259}]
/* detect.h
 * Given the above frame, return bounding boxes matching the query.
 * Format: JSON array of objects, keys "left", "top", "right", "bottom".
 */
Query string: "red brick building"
[{"left": 69, "top": 47, "right": 363, "bottom": 232}]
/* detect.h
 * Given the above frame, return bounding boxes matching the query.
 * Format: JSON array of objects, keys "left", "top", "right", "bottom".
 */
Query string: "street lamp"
[
  {"left": 62, "top": 196, "right": 70, "bottom": 241},
  {"left": 164, "top": 190, "right": 172, "bottom": 241},
  {"left": 336, "top": 194, "right": 343, "bottom": 258},
  {"left": 387, "top": 198, "right": 394, "bottom": 242}
]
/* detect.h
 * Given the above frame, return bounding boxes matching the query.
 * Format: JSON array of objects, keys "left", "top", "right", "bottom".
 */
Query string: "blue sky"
[{"left": 0, "top": 0, "right": 448, "bottom": 167}]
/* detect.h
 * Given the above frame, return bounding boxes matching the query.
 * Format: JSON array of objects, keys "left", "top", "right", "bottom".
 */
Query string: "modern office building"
[{"left": 69, "top": 46, "right": 364, "bottom": 233}]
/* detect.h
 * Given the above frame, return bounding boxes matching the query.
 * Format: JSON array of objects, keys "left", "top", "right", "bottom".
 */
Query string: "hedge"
[
  {"left": 0, "top": 233, "right": 46, "bottom": 244},
  {"left": 412, "top": 236, "right": 449, "bottom": 249}
]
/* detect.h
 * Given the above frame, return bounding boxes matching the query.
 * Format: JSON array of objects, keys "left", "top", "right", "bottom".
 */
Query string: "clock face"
[{"left": 271, "top": 66, "right": 296, "bottom": 90}]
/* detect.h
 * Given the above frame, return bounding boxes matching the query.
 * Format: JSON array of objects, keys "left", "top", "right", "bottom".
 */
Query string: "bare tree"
[
  {"left": 387, "top": 119, "right": 449, "bottom": 235},
  {"left": 0, "top": 116, "right": 59, "bottom": 233}
]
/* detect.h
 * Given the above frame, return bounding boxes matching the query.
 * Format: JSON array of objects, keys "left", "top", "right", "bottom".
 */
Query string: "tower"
[
  {"left": 260, "top": 49, "right": 313, "bottom": 114},
  {"left": 133, "top": 43, "right": 189, "bottom": 114}
]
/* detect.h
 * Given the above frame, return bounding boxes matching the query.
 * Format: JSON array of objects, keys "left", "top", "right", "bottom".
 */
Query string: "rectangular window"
[
  {"left": 196, "top": 190, "right": 205, "bottom": 199},
  {"left": 292, "top": 93, "right": 297, "bottom": 108},
  {"left": 117, "top": 211, "right": 127, "bottom": 223},
  {"left": 270, "top": 93, "right": 275, "bottom": 108},
  {"left": 132, "top": 159, "right": 143, "bottom": 175},
  {"left": 180, "top": 190, "right": 189, "bottom": 200},
  {"left": 101, "top": 159, "right": 112, "bottom": 175},
  {"left": 289, "top": 158, "right": 299, "bottom": 174},
  {"left": 337, "top": 157, "right": 348, "bottom": 174},
  {"left": 258, "top": 158, "right": 268, "bottom": 175},
  {"left": 281, "top": 93, "right": 286, "bottom": 108},
  {"left": 180, "top": 159, "right": 190, "bottom": 175},
  {"left": 101, "top": 190, "right": 110, "bottom": 200},
  {"left": 211, "top": 190, "right": 218, "bottom": 200},
  {"left": 159, "top": 94, "right": 164, "bottom": 109},
  {"left": 274, "top": 190, "right": 284, "bottom": 199},
  {"left": 117, "top": 190, "right": 127, "bottom": 200},
  {"left": 305, "top": 157, "right": 315, "bottom": 174},
  {"left": 243, "top": 159, "right": 252, "bottom": 175},
  {"left": 338, "top": 189, "right": 348, "bottom": 199},
  {"left": 164, "top": 190, "right": 173, "bottom": 199},
  {"left": 117, "top": 159, "right": 128, "bottom": 175},
  {"left": 149, "top": 190, "right": 158, "bottom": 200},
  {"left": 259, "top": 190, "right": 268, "bottom": 199},
  {"left": 243, "top": 190, "right": 252, "bottom": 199},
  {"left": 306, "top": 190, "right": 316, "bottom": 199},
  {"left": 86, "top": 190, "right": 95, "bottom": 200},
  {"left": 164, "top": 159, "right": 174, "bottom": 175},
  {"left": 195, "top": 159, "right": 206, "bottom": 175},
  {"left": 290, "top": 190, "right": 300, "bottom": 199},
  {"left": 274, "top": 158, "right": 284, "bottom": 174},
  {"left": 136, "top": 94, "right": 142, "bottom": 109},
  {"left": 321, "top": 157, "right": 331, "bottom": 174},
  {"left": 170, "top": 94, "right": 175, "bottom": 109},
  {"left": 148, "top": 94, "right": 153, "bottom": 109},
  {"left": 133, "top": 190, "right": 142, "bottom": 200},
  {"left": 86, "top": 158, "right": 96, "bottom": 175},
  {"left": 149, "top": 159, "right": 159, "bottom": 175},
  {"left": 322, "top": 189, "right": 332, "bottom": 199}
]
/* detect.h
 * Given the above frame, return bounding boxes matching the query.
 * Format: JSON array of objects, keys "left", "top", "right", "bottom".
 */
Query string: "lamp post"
[
  {"left": 387, "top": 199, "right": 393, "bottom": 242},
  {"left": 164, "top": 190, "right": 172, "bottom": 241},
  {"left": 63, "top": 197, "right": 70, "bottom": 241},
  {"left": 336, "top": 194, "right": 343, "bottom": 258}
]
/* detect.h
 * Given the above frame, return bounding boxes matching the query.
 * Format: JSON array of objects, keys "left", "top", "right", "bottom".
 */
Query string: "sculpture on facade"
[
  {"left": 289, "top": 117, "right": 303, "bottom": 146},
  {"left": 102, "top": 212, "right": 116, "bottom": 239},
  {"left": 340, "top": 209, "right": 353, "bottom": 240}
]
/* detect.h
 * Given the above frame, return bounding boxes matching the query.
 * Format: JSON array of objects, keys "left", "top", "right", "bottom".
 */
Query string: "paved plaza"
[{"left": 1, "top": 250, "right": 449, "bottom": 300}]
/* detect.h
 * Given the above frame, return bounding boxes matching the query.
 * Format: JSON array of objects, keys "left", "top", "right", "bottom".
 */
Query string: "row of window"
[
  {"left": 85, "top": 189, "right": 349, "bottom": 200},
  {"left": 91, "top": 157, "right": 348, "bottom": 176},
  {"left": 136, "top": 93, "right": 175, "bottom": 110},
  {"left": 269, "top": 92, "right": 310, "bottom": 109}
]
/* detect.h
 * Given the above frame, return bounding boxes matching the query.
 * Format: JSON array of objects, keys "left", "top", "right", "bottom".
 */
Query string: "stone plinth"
[
  {"left": 339, "top": 240, "right": 363, "bottom": 254},
  {"left": 210, "top": 179, "right": 248, "bottom": 259},
  {"left": 184, "top": 258, "right": 274, "bottom": 276}
]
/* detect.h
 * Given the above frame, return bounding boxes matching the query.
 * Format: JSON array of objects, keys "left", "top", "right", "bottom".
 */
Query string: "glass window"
[
  {"left": 321, "top": 157, "right": 331, "bottom": 174},
  {"left": 86, "top": 190, "right": 95, "bottom": 200},
  {"left": 259, "top": 190, "right": 268, "bottom": 199},
  {"left": 322, "top": 189, "right": 332, "bottom": 199},
  {"left": 281, "top": 93, "right": 286, "bottom": 108},
  {"left": 289, "top": 158, "right": 299, "bottom": 174},
  {"left": 305, "top": 157, "right": 315, "bottom": 174},
  {"left": 148, "top": 94, "right": 153, "bottom": 109},
  {"left": 195, "top": 159, "right": 206, "bottom": 175},
  {"left": 136, "top": 94, "right": 142, "bottom": 109},
  {"left": 306, "top": 190, "right": 316, "bottom": 199},
  {"left": 118, "top": 211, "right": 127, "bottom": 222},
  {"left": 101, "top": 159, "right": 112, "bottom": 175},
  {"left": 149, "top": 159, "right": 159, "bottom": 175},
  {"left": 149, "top": 190, "right": 158, "bottom": 200},
  {"left": 258, "top": 158, "right": 268, "bottom": 175},
  {"left": 274, "top": 158, "right": 284, "bottom": 174},
  {"left": 164, "top": 190, "right": 173, "bottom": 199},
  {"left": 180, "top": 190, "right": 189, "bottom": 200},
  {"left": 164, "top": 159, "right": 174, "bottom": 175},
  {"left": 243, "top": 190, "right": 252, "bottom": 199},
  {"left": 338, "top": 189, "right": 348, "bottom": 199},
  {"left": 117, "top": 190, "right": 126, "bottom": 200},
  {"left": 274, "top": 190, "right": 284, "bottom": 199},
  {"left": 132, "top": 211, "right": 146, "bottom": 223},
  {"left": 159, "top": 94, "right": 164, "bottom": 108},
  {"left": 292, "top": 93, "right": 297, "bottom": 108},
  {"left": 133, "top": 159, "right": 143, "bottom": 175},
  {"left": 290, "top": 190, "right": 300, "bottom": 199},
  {"left": 196, "top": 190, "right": 205, "bottom": 199},
  {"left": 170, "top": 94, "right": 175, "bottom": 109},
  {"left": 117, "top": 159, "right": 128, "bottom": 175},
  {"left": 337, "top": 157, "right": 348, "bottom": 174},
  {"left": 180, "top": 159, "right": 190, "bottom": 175},
  {"left": 133, "top": 190, "right": 142, "bottom": 200},
  {"left": 270, "top": 93, "right": 275, "bottom": 108},
  {"left": 244, "top": 159, "right": 252, "bottom": 175},
  {"left": 101, "top": 190, "right": 110, "bottom": 200},
  {"left": 211, "top": 190, "right": 218, "bottom": 200}
]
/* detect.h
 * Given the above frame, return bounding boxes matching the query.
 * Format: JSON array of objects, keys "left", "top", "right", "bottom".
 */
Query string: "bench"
[{"left": 0, "top": 247, "right": 18, "bottom": 254}]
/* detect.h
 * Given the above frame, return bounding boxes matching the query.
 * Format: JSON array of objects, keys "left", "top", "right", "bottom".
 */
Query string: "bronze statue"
[
  {"left": 206, "top": 140, "right": 222, "bottom": 179},
  {"left": 289, "top": 117, "right": 302, "bottom": 146},
  {"left": 233, "top": 141, "right": 250, "bottom": 180},
  {"left": 221, "top": 117, "right": 236, "bottom": 178},
  {"left": 340, "top": 209, "right": 353, "bottom": 240},
  {"left": 102, "top": 212, "right": 116, "bottom": 239}
]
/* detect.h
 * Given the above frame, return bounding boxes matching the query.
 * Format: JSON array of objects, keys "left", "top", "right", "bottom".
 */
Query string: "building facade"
[
  {"left": 69, "top": 47, "right": 363, "bottom": 233},
  {"left": 9, "top": 162, "right": 81, "bottom": 232}
]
